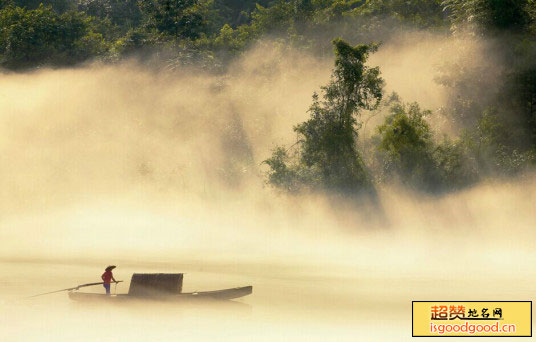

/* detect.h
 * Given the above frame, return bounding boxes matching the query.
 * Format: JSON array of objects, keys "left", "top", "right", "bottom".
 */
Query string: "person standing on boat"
[{"left": 101, "top": 265, "right": 117, "bottom": 295}]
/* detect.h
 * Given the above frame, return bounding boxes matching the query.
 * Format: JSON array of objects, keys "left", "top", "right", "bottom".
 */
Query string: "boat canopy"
[{"left": 128, "top": 273, "right": 184, "bottom": 296}]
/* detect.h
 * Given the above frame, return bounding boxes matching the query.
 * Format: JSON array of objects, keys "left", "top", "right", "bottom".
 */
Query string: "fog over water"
[{"left": 0, "top": 36, "right": 535, "bottom": 341}]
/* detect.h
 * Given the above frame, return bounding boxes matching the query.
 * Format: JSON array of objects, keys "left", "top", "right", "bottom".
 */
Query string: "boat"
[
  {"left": 67, "top": 273, "right": 252, "bottom": 302},
  {"left": 68, "top": 286, "right": 253, "bottom": 302}
]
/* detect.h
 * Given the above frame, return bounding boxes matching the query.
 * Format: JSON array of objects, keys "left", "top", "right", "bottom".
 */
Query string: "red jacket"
[{"left": 101, "top": 271, "right": 113, "bottom": 284}]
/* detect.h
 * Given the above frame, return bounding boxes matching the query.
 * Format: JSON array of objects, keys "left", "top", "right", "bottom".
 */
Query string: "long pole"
[{"left": 25, "top": 281, "right": 123, "bottom": 299}]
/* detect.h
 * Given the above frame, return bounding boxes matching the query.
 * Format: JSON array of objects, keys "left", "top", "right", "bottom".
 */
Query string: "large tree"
[{"left": 264, "top": 38, "right": 384, "bottom": 193}]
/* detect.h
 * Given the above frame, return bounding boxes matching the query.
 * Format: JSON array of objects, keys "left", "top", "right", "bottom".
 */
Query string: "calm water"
[{"left": 1, "top": 259, "right": 533, "bottom": 341}]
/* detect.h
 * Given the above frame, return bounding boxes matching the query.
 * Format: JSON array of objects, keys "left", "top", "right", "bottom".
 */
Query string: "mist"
[{"left": 1, "top": 33, "right": 535, "bottom": 341}]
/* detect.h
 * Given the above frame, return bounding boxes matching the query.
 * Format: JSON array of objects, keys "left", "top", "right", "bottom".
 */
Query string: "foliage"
[
  {"left": 0, "top": 0, "right": 455, "bottom": 67},
  {"left": 0, "top": 0, "right": 535, "bottom": 195},
  {"left": 12, "top": 0, "right": 76, "bottom": 13},
  {"left": 263, "top": 147, "right": 305, "bottom": 192},
  {"left": 77, "top": 0, "right": 142, "bottom": 32},
  {"left": 374, "top": 100, "right": 477, "bottom": 191},
  {"left": 213, "top": 0, "right": 271, "bottom": 26},
  {"left": 208, "top": 0, "right": 449, "bottom": 57},
  {"left": 138, "top": 0, "right": 210, "bottom": 40},
  {"left": 0, "top": 0, "right": 13, "bottom": 10},
  {"left": 0, "top": 4, "right": 108, "bottom": 69},
  {"left": 462, "top": 108, "right": 536, "bottom": 175},
  {"left": 433, "top": 137, "right": 476, "bottom": 189},
  {"left": 353, "top": 0, "right": 446, "bottom": 28},
  {"left": 374, "top": 101, "right": 439, "bottom": 190},
  {"left": 264, "top": 39, "right": 383, "bottom": 193},
  {"left": 438, "top": 0, "right": 536, "bottom": 161},
  {"left": 443, "top": 0, "right": 531, "bottom": 33}
]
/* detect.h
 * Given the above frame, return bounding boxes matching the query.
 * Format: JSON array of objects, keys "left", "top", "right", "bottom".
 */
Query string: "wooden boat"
[
  {"left": 67, "top": 273, "right": 252, "bottom": 302},
  {"left": 69, "top": 285, "right": 252, "bottom": 302}
]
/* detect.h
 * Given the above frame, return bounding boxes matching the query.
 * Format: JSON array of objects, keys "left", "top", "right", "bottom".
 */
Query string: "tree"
[
  {"left": 0, "top": 0, "right": 13, "bottom": 10},
  {"left": 439, "top": 0, "right": 536, "bottom": 154},
  {"left": 0, "top": 4, "right": 108, "bottom": 69},
  {"left": 355, "top": 0, "right": 447, "bottom": 28},
  {"left": 138, "top": 0, "right": 208, "bottom": 40},
  {"left": 443, "top": 0, "right": 531, "bottom": 33},
  {"left": 374, "top": 101, "right": 440, "bottom": 190},
  {"left": 460, "top": 108, "right": 536, "bottom": 175},
  {"left": 264, "top": 38, "right": 384, "bottom": 193},
  {"left": 77, "top": 0, "right": 142, "bottom": 30},
  {"left": 12, "top": 0, "right": 75, "bottom": 13},
  {"left": 212, "top": 0, "right": 271, "bottom": 26},
  {"left": 374, "top": 99, "right": 476, "bottom": 192}
]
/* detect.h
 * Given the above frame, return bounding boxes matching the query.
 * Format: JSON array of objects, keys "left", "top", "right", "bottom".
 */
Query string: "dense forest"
[{"left": 2, "top": 0, "right": 536, "bottom": 195}]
